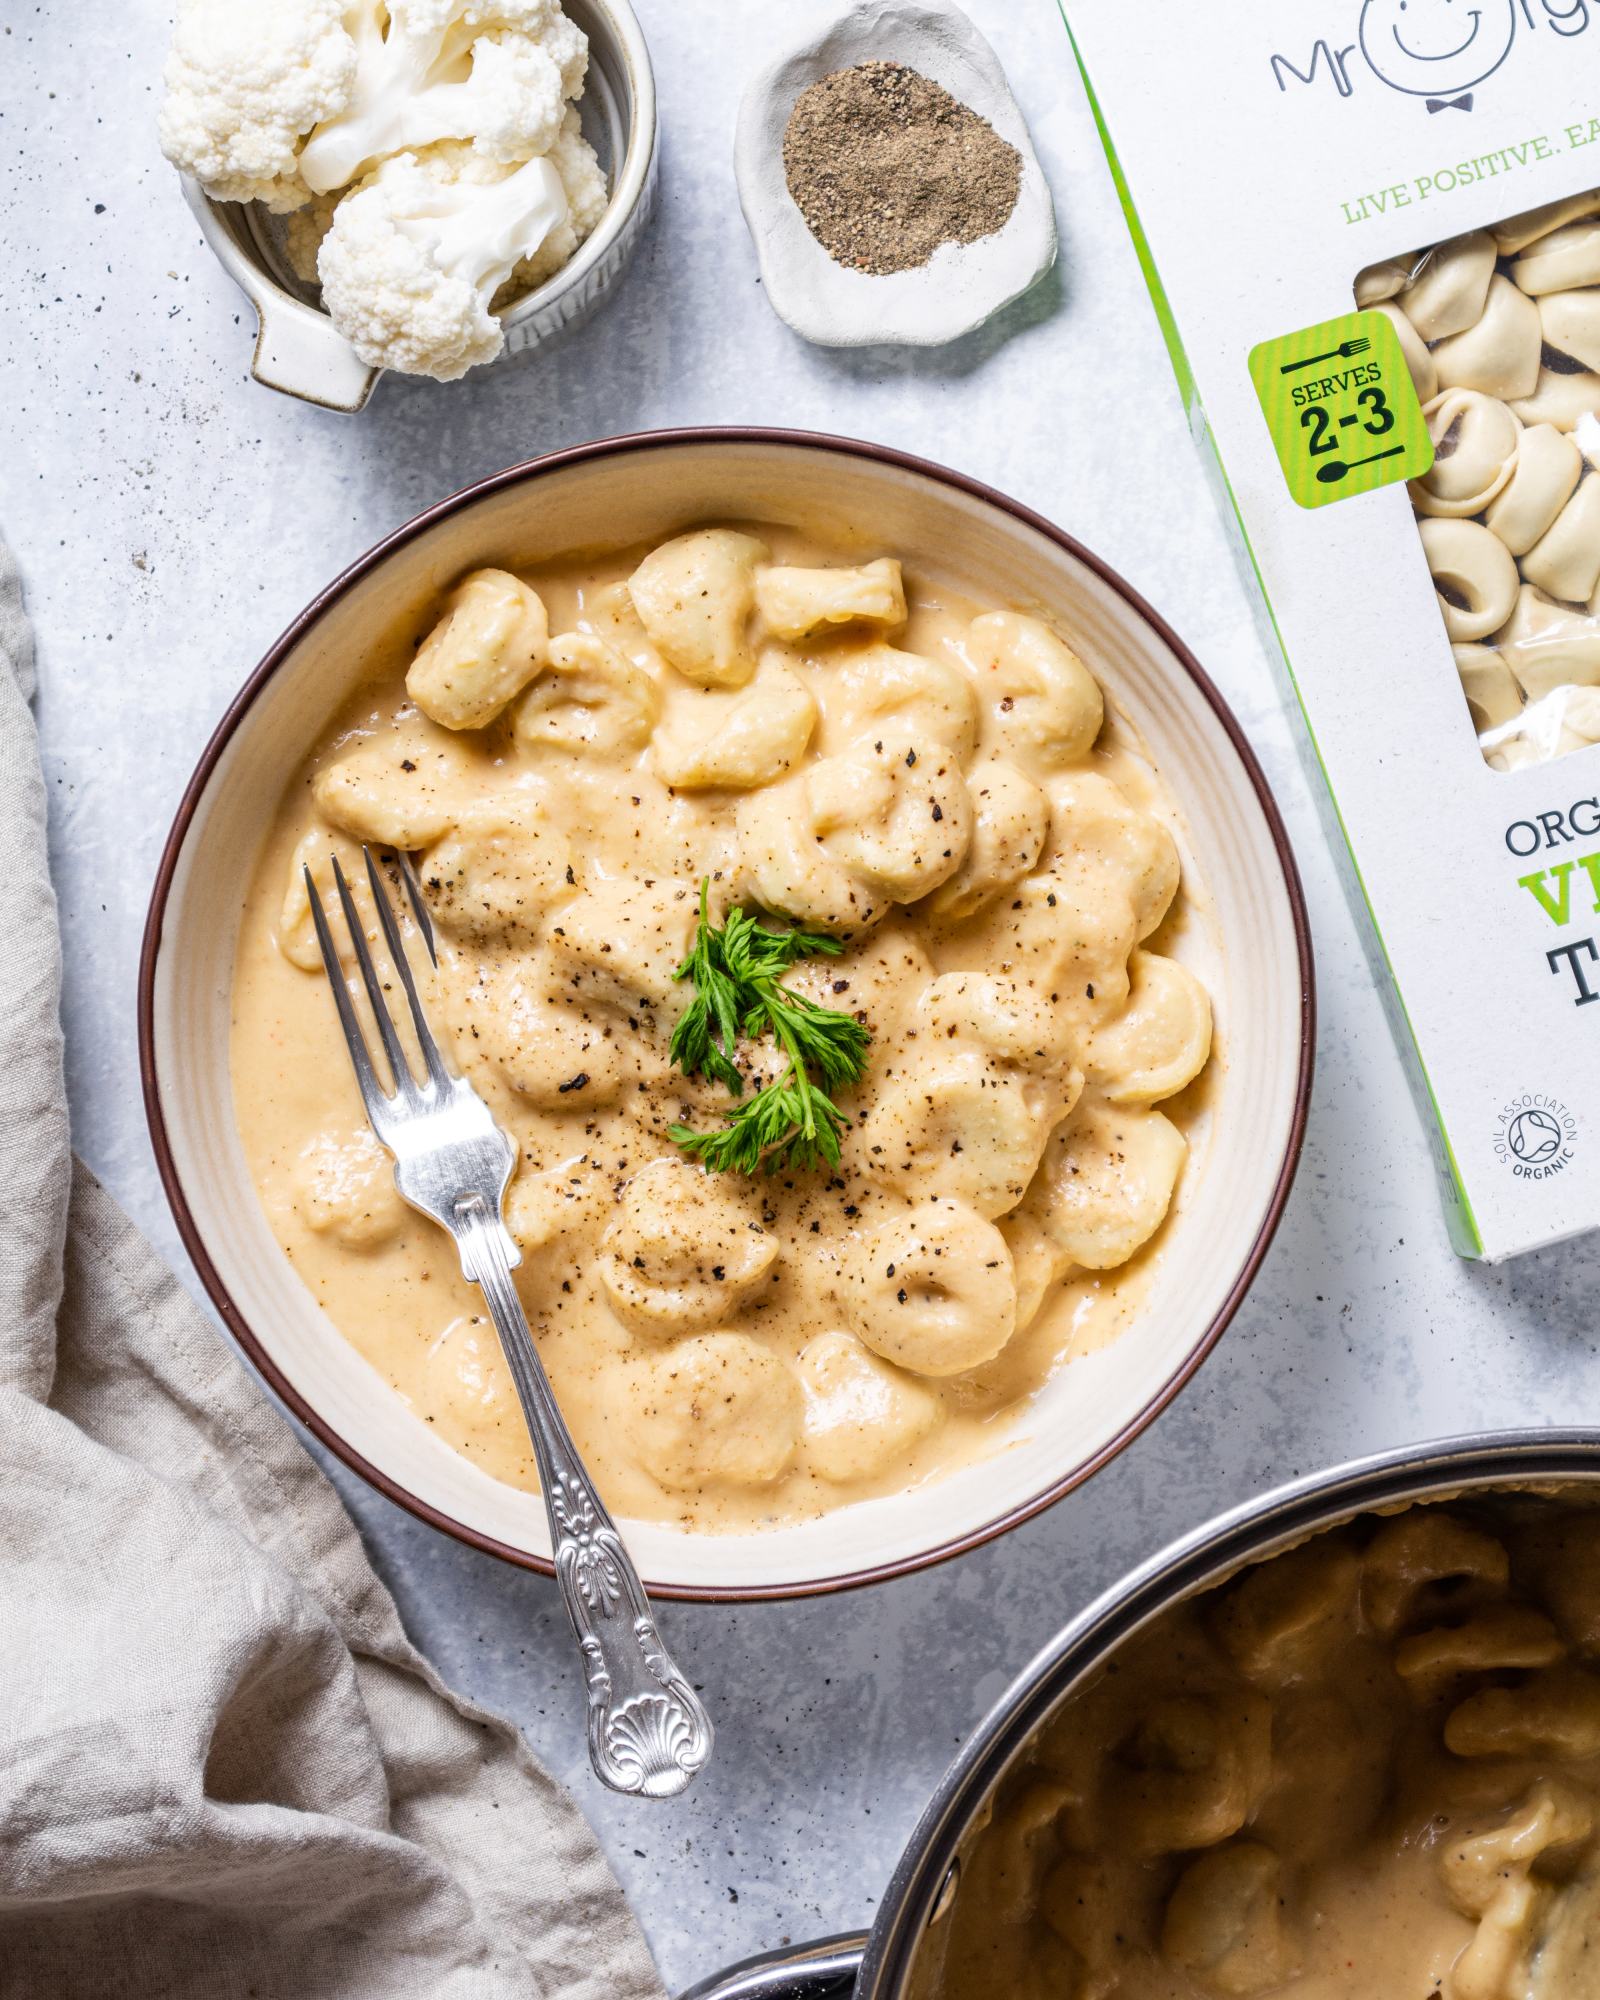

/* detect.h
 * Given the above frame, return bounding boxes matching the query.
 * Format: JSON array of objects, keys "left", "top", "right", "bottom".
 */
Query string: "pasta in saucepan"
[{"left": 935, "top": 1498, "right": 1600, "bottom": 2000}]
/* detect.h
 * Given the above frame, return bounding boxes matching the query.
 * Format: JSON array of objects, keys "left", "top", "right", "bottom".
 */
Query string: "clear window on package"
[{"left": 1358, "top": 192, "right": 1600, "bottom": 772}]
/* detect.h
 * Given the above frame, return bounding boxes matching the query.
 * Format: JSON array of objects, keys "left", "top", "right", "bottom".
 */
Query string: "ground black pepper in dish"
[{"left": 781, "top": 59, "right": 1023, "bottom": 277}]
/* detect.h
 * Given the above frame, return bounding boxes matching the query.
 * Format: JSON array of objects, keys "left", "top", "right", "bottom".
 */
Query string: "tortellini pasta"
[
  {"left": 923, "top": 760, "right": 1048, "bottom": 919},
  {"left": 1084, "top": 949, "right": 1212, "bottom": 1106},
  {"left": 294, "top": 1129, "right": 406, "bottom": 1248},
  {"left": 779, "top": 922, "right": 934, "bottom": 1038},
  {"left": 1112, "top": 1690, "right": 1272, "bottom": 1856},
  {"left": 1446, "top": 1667, "right": 1600, "bottom": 1760},
  {"left": 754, "top": 557, "right": 906, "bottom": 640},
  {"left": 1511, "top": 219, "right": 1600, "bottom": 294},
  {"left": 1540, "top": 287, "right": 1600, "bottom": 375},
  {"left": 807, "top": 735, "right": 973, "bottom": 903},
  {"left": 1432, "top": 275, "right": 1541, "bottom": 401},
  {"left": 999, "top": 1212, "right": 1071, "bottom": 1336},
  {"left": 599, "top": 1159, "right": 778, "bottom": 1336},
  {"left": 419, "top": 1315, "right": 516, "bottom": 1456},
  {"left": 244, "top": 522, "right": 1214, "bottom": 1535},
  {"left": 1484, "top": 423, "right": 1582, "bottom": 555},
  {"left": 628, "top": 529, "right": 768, "bottom": 688},
  {"left": 446, "top": 957, "right": 627, "bottom": 1109},
  {"left": 1393, "top": 1604, "right": 1564, "bottom": 1689},
  {"left": 1361, "top": 1509, "right": 1510, "bottom": 1635},
  {"left": 406, "top": 568, "right": 549, "bottom": 731},
  {"left": 864, "top": 1058, "right": 1075, "bottom": 1221},
  {"left": 1353, "top": 256, "right": 1410, "bottom": 307},
  {"left": 420, "top": 796, "right": 572, "bottom": 940},
  {"left": 959, "top": 772, "right": 1181, "bottom": 1048},
  {"left": 1373, "top": 298, "right": 1438, "bottom": 401},
  {"left": 504, "top": 1156, "right": 609, "bottom": 1257},
  {"left": 1025, "top": 1099, "right": 1188, "bottom": 1270},
  {"left": 1420, "top": 518, "right": 1520, "bottom": 645},
  {"left": 1511, "top": 366, "right": 1600, "bottom": 432},
  {"left": 911, "top": 972, "right": 1079, "bottom": 1081},
  {"left": 1046, "top": 771, "right": 1182, "bottom": 946},
  {"left": 795, "top": 1329, "right": 942, "bottom": 1483},
  {"left": 737, "top": 777, "right": 889, "bottom": 936},
  {"left": 1211, "top": 1540, "right": 1362, "bottom": 1688},
  {"left": 626, "top": 1333, "right": 801, "bottom": 1491},
  {"left": 278, "top": 827, "right": 343, "bottom": 973},
  {"left": 651, "top": 661, "right": 817, "bottom": 791},
  {"left": 544, "top": 879, "right": 698, "bottom": 1010},
  {"left": 861, "top": 975, "right": 1082, "bottom": 1219},
  {"left": 816, "top": 644, "right": 979, "bottom": 761},
  {"left": 312, "top": 731, "right": 469, "bottom": 850},
  {"left": 839, "top": 1200, "right": 1017, "bottom": 1377},
  {"left": 966, "top": 612, "right": 1104, "bottom": 771},
  {"left": 1442, "top": 1781, "right": 1597, "bottom": 2000},
  {"left": 1493, "top": 191, "right": 1600, "bottom": 256},
  {"left": 1497, "top": 585, "right": 1600, "bottom": 700},
  {"left": 1160, "top": 1843, "right": 1289, "bottom": 1996},
  {"left": 1397, "top": 230, "right": 1495, "bottom": 343},
  {"left": 513, "top": 631, "right": 661, "bottom": 759},
  {"left": 1365, "top": 191, "right": 1600, "bottom": 769},
  {"left": 1411, "top": 390, "right": 1520, "bottom": 520}
]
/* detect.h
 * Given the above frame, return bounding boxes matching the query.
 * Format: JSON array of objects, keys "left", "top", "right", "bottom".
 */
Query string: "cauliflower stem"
[{"left": 298, "top": 0, "right": 586, "bottom": 197}]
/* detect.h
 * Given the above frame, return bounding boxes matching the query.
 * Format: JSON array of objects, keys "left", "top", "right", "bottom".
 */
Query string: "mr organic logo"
[{"left": 1273, "top": 1, "right": 1594, "bottom": 114}]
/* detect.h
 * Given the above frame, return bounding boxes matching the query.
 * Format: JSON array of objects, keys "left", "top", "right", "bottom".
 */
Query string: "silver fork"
[{"left": 306, "top": 848, "right": 713, "bottom": 1800}]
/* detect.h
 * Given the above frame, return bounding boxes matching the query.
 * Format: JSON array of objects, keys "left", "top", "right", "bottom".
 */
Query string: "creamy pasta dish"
[
  {"left": 231, "top": 523, "right": 1216, "bottom": 1532},
  {"left": 1360, "top": 188, "right": 1600, "bottom": 771},
  {"left": 930, "top": 1499, "right": 1600, "bottom": 1999}
]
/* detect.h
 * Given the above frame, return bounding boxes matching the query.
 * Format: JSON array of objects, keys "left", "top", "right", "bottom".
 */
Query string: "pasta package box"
[{"left": 1063, "top": 0, "right": 1600, "bottom": 1261}]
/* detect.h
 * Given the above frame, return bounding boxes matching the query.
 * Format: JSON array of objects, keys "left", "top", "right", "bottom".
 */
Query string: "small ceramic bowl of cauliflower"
[{"left": 161, "top": 0, "right": 657, "bottom": 407}]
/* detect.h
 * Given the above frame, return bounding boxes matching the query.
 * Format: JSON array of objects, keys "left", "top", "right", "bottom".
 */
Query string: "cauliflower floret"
[
  {"left": 318, "top": 147, "right": 569, "bottom": 380},
  {"left": 298, "top": 0, "right": 586, "bottom": 197},
  {"left": 505, "top": 108, "right": 608, "bottom": 295},
  {"left": 282, "top": 189, "right": 342, "bottom": 283},
  {"left": 158, "top": 0, "right": 357, "bottom": 212}
]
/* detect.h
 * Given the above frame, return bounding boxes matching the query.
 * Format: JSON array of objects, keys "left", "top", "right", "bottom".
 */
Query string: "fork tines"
[{"left": 305, "top": 848, "right": 449, "bottom": 1121}]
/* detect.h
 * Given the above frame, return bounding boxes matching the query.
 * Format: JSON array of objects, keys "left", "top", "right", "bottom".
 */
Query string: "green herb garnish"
[{"left": 668, "top": 879, "right": 873, "bottom": 1175}]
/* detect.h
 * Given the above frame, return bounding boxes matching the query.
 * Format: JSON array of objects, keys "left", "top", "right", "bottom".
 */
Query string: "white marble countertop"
[{"left": 4, "top": 2, "right": 1598, "bottom": 1990}]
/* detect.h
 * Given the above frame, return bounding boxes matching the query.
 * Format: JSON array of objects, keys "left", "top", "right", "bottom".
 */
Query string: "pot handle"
[
  {"left": 677, "top": 1934, "right": 866, "bottom": 2000},
  {"left": 250, "top": 293, "right": 379, "bottom": 414}
]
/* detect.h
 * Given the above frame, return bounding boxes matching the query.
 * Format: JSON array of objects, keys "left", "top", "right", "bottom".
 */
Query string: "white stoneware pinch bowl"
[
  {"left": 735, "top": 0, "right": 1057, "bottom": 348},
  {"left": 139, "top": 430, "right": 1314, "bottom": 1600},
  {"left": 181, "top": 0, "right": 658, "bottom": 413}
]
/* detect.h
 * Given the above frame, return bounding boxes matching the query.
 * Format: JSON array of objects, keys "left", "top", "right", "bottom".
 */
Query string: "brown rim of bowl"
[{"left": 137, "top": 426, "right": 1317, "bottom": 1605}]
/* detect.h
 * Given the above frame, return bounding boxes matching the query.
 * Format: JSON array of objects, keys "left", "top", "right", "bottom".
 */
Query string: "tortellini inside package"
[{"left": 1066, "top": 0, "right": 1600, "bottom": 1262}]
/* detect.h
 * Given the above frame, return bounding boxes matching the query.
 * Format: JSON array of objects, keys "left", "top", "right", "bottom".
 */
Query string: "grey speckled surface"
[{"left": 3, "top": 1, "right": 1598, "bottom": 1991}]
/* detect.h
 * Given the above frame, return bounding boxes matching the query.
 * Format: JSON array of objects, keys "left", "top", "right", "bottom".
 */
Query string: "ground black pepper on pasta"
[{"left": 781, "top": 60, "right": 1023, "bottom": 277}]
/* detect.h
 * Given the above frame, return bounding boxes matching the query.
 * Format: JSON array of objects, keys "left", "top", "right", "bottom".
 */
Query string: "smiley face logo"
[{"left": 1358, "top": 0, "right": 1517, "bottom": 100}]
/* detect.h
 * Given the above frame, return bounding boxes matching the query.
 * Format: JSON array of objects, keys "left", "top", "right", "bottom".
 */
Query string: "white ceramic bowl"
[
  {"left": 182, "top": 0, "right": 658, "bottom": 412},
  {"left": 139, "top": 431, "right": 1314, "bottom": 1600}
]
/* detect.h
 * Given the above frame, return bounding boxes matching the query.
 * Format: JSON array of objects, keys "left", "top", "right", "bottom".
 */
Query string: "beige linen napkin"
[{"left": 0, "top": 538, "right": 666, "bottom": 2000}]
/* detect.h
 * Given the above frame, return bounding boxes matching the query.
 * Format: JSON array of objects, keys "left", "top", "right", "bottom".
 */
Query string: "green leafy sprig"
[{"left": 667, "top": 880, "right": 872, "bottom": 1175}]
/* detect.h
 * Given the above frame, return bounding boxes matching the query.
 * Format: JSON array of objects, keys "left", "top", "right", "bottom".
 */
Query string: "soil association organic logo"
[
  {"left": 1272, "top": 1, "right": 1595, "bottom": 114},
  {"left": 1493, "top": 1092, "right": 1579, "bottom": 1180}
]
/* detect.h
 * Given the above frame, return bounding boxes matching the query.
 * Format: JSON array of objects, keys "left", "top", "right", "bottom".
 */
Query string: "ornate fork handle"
[{"left": 453, "top": 1197, "right": 713, "bottom": 1800}]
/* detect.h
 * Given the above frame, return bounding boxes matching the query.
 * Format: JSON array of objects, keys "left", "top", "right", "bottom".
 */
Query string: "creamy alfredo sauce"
[
  {"left": 928, "top": 1501, "right": 1600, "bottom": 2000},
  {"left": 231, "top": 524, "right": 1217, "bottom": 1533}
]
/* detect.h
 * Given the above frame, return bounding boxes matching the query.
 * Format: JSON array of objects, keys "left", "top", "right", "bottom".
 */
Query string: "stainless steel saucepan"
[{"left": 682, "top": 1429, "right": 1600, "bottom": 1999}]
